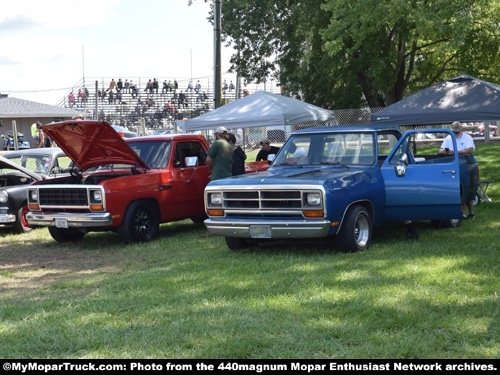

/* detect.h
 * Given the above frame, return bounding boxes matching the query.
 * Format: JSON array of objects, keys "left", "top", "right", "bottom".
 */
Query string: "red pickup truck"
[{"left": 26, "top": 120, "right": 266, "bottom": 243}]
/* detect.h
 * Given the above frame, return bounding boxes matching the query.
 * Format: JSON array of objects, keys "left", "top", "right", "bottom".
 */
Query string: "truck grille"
[
  {"left": 39, "top": 188, "right": 89, "bottom": 206},
  {"left": 206, "top": 187, "right": 325, "bottom": 219},
  {"left": 224, "top": 190, "right": 303, "bottom": 209}
]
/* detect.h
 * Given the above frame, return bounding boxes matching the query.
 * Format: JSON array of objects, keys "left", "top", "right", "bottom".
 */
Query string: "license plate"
[
  {"left": 55, "top": 218, "right": 68, "bottom": 228},
  {"left": 250, "top": 225, "right": 271, "bottom": 238}
]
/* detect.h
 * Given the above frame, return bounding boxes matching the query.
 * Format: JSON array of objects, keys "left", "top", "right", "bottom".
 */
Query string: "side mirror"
[
  {"left": 184, "top": 156, "right": 199, "bottom": 167},
  {"left": 267, "top": 154, "right": 275, "bottom": 165},
  {"left": 395, "top": 163, "right": 407, "bottom": 177}
]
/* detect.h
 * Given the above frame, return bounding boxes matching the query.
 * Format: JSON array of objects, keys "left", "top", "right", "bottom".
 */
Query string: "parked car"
[
  {"left": 26, "top": 120, "right": 269, "bottom": 243},
  {"left": 152, "top": 129, "right": 174, "bottom": 135},
  {"left": 0, "top": 148, "right": 71, "bottom": 233},
  {"left": 1, "top": 132, "right": 31, "bottom": 150},
  {"left": 111, "top": 125, "right": 138, "bottom": 138},
  {"left": 204, "top": 125, "right": 479, "bottom": 252}
]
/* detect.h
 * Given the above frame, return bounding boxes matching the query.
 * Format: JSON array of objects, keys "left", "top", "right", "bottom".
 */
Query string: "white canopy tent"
[{"left": 186, "top": 91, "right": 336, "bottom": 131}]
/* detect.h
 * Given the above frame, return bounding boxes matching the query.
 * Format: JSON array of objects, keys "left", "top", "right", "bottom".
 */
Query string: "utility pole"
[{"left": 213, "top": 0, "right": 222, "bottom": 109}]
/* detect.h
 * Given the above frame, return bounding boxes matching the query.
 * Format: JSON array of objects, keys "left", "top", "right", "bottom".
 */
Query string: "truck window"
[
  {"left": 174, "top": 142, "right": 207, "bottom": 168},
  {"left": 128, "top": 140, "right": 171, "bottom": 168}
]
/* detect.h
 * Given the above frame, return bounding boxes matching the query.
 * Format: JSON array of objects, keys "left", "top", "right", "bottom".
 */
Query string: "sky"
[{"left": 0, "top": 0, "right": 236, "bottom": 105}]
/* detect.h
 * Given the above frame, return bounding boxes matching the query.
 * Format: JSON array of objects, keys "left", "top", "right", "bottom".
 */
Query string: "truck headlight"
[
  {"left": 90, "top": 189, "right": 103, "bottom": 203},
  {"left": 306, "top": 192, "right": 321, "bottom": 206},
  {"left": 0, "top": 190, "right": 8, "bottom": 203},
  {"left": 29, "top": 189, "right": 38, "bottom": 202},
  {"left": 210, "top": 193, "right": 222, "bottom": 205}
]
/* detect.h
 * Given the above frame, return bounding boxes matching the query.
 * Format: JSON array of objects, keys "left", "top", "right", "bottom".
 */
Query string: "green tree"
[{"left": 191, "top": 0, "right": 500, "bottom": 109}]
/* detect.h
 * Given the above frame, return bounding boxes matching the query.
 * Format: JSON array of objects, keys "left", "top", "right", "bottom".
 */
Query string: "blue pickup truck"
[{"left": 203, "top": 125, "right": 479, "bottom": 252}]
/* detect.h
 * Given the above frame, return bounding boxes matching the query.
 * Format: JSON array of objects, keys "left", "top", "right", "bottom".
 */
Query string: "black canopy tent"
[{"left": 370, "top": 74, "right": 500, "bottom": 127}]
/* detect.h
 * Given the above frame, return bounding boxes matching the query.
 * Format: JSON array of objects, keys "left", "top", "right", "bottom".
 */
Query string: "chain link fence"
[{"left": 229, "top": 108, "right": 500, "bottom": 152}]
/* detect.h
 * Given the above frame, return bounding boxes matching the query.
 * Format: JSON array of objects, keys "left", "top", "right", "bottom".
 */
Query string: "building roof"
[{"left": 0, "top": 94, "right": 81, "bottom": 118}]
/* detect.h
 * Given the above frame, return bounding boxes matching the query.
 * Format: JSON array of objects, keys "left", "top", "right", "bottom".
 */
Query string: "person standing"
[
  {"left": 206, "top": 126, "right": 233, "bottom": 181},
  {"left": 35, "top": 122, "right": 45, "bottom": 148},
  {"left": 200, "top": 126, "right": 233, "bottom": 238},
  {"left": 255, "top": 138, "right": 280, "bottom": 161},
  {"left": 227, "top": 133, "right": 246, "bottom": 176},
  {"left": 438, "top": 121, "right": 476, "bottom": 219}
]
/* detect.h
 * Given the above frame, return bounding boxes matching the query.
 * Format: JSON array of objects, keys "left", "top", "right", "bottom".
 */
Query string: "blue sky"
[{"left": 0, "top": 0, "right": 235, "bottom": 105}]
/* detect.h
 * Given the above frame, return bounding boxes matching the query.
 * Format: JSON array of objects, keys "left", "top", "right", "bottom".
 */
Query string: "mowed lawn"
[{"left": 0, "top": 145, "right": 499, "bottom": 359}]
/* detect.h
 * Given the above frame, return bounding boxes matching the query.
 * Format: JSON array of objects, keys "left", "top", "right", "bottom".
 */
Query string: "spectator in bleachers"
[
  {"left": 222, "top": 79, "right": 228, "bottom": 92},
  {"left": 229, "top": 80, "right": 235, "bottom": 91},
  {"left": 116, "top": 90, "right": 123, "bottom": 104},
  {"left": 162, "top": 80, "right": 169, "bottom": 94},
  {"left": 83, "top": 86, "right": 89, "bottom": 104},
  {"left": 124, "top": 79, "right": 130, "bottom": 93},
  {"left": 174, "top": 79, "right": 178, "bottom": 90},
  {"left": 108, "top": 79, "right": 116, "bottom": 91},
  {"left": 168, "top": 80, "right": 174, "bottom": 91},
  {"left": 145, "top": 79, "right": 153, "bottom": 94},
  {"left": 178, "top": 91, "right": 186, "bottom": 108},
  {"left": 187, "top": 80, "right": 194, "bottom": 91},
  {"left": 153, "top": 78, "right": 159, "bottom": 94},
  {"left": 78, "top": 88, "right": 85, "bottom": 103},
  {"left": 108, "top": 90, "right": 115, "bottom": 104},
  {"left": 130, "top": 81, "right": 138, "bottom": 98},
  {"left": 68, "top": 92, "right": 75, "bottom": 108},
  {"left": 195, "top": 80, "right": 201, "bottom": 93},
  {"left": 117, "top": 78, "right": 123, "bottom": 91}
]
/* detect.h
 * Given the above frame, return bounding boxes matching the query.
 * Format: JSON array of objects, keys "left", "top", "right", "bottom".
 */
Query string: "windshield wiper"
[{"left": 277, "top": 162, "right": 303, "bottom": 168}]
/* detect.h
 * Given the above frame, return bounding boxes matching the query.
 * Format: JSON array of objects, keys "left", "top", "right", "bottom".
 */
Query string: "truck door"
[
  {"left": 171, "top": 141, "right": 211, "bottom": 218},
  {"left": 380, "top": 129, "right": 462, "bottom": 222}
]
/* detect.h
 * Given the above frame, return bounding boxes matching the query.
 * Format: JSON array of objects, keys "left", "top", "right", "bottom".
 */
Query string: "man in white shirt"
[{"left": 438, "top": 121, "right": 475, "bottom": 156}]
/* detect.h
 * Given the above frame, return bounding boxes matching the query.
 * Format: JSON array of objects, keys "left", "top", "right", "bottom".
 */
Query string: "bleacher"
[{"left": 58, "top": 77, "right": 278, "bottom": 132}]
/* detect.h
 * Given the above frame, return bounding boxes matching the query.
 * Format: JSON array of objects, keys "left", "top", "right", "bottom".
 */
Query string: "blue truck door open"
[{"left": 380, "top": 129, "right": 462, "bottom": 222}]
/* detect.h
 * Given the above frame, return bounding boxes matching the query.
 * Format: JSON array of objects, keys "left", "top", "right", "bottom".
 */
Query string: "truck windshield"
[
  {"left": 98, "top": 140, "right": 172, "bottom": 169},
  {"left": 274, "top": 132, "right": 375, "bottom": 166}
]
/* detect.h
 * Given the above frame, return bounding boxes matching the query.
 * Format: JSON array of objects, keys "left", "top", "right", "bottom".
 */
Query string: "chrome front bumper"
[
  {"left": 204, "top": 218, "right": 332, "bottom": 239},
  {"left": 26, "top": 212, "right": 113, "bottom": 228},
  {"left": 0, "top": 213, "right": 15, "bottom": 224}
]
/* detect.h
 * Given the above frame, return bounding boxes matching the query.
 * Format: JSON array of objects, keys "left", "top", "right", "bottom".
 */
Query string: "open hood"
[
  {"left": 0, "top": 155, "right": 43, "bottom": 181},
  {"left": 40, "top": 120, "right": 148, "bottom": 171}
]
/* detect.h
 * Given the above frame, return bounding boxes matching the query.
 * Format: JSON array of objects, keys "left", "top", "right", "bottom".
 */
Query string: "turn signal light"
[
  {"left": 207, "top": 209, "right": 225, "bottom": 216},
  {"left": 303, "top": 210, "right": 324, "bottom": 218},
  {"left": 28, "top": 203, "right": 40, "bottom": 210}
]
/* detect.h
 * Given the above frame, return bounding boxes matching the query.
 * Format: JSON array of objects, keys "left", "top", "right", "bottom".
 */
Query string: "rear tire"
[
  {"left": 117, "top": 201, "right": 159, "bottom": 243},
  {"left": 12, "top": 203, "right": 32, "bottom": 234},
  {"left": 335, "top": 206, "right": 372, "bottom": 252},
  {"left": 48, "top": 227, "right": 85, "bottom": 242}
]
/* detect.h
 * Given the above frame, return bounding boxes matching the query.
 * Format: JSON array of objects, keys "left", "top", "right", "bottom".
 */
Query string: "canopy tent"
[
  {"left": 370, "top": 74, "right": 500, "bottom": 126},
  {"left": 186, "top": 90, "right": 336, "bottom": 131}
]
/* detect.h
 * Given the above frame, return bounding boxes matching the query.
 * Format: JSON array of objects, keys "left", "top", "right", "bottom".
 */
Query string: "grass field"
[{"left": 0, "top": 145, "right": 499, "bottom": 359}]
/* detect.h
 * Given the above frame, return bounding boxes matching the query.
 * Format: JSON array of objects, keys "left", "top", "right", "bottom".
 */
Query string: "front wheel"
[
  {"left": 117, "top": 201, "right": 159, "bottom": 243},
  {"left": 225, "top": 237, "right": 250, "bottom": 251},
  {"left": 48, "top": 227, "right": 85, "bottom": 242},
  {"left": 12, "top": 203, "right": 32, "bottom": 234},
  {"left": 335, "top": 206, "right": 372, "bottom": 252}
]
